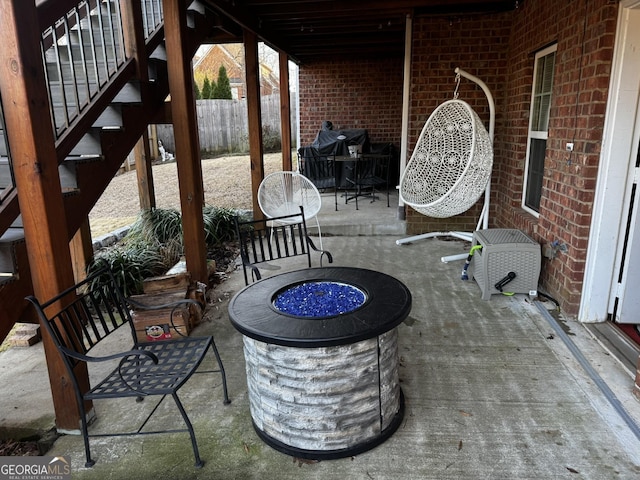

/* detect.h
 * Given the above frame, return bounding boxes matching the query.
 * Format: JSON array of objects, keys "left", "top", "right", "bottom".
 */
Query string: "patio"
[{"left": 2, "top": 190, "right": 640, "bottom": 478}]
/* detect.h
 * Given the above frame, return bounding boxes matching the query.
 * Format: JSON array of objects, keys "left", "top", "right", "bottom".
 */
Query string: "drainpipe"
[
  {"left": 398, "top": 13, "right": 413, "bottom": 221},
  {"left": 295, "top": 64, "right": 301, "bottom": 166}
]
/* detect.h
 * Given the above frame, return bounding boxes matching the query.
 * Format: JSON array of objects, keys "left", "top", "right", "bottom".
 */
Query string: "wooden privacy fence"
[{"left": 156, "top": 94, "right": 297, "bottom": 157}]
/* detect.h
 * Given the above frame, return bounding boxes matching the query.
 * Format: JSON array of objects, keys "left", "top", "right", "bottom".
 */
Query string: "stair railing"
[
  {"left": 142, "top": 0, "right": 164, "bottom": 39},
  {"left": 1, "top": 0, "right": 168, "bottom": 212},
  {"left": 40, "top": 0, "right": 128, "bottom": 139}
]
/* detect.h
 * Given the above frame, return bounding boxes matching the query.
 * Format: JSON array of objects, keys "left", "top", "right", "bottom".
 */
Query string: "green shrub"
[
  {"left": 203, "top": 205, "right": 237, "bottom": 246},
  {"left": 88, "top": 245, "right": 166, "bottom": 297},
  {"left": 88, "top": 206, "right": 240, "bottom": 295},
  {"left": 262, "top": 125, "right": 282, "bottom": 152},
  {"left": 125, "top": 208, "right": 183, "bottom": 266},
  {"left": 213, "top": 66, "right": 232, "bottom": 99},
  {"left": 127, "top": 208, "right": 183, "bottom": 245}
]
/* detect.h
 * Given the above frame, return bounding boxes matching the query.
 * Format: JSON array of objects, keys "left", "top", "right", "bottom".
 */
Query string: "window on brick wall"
[{"left": 523, "top": 44, "right": 557, "bottom": 215}]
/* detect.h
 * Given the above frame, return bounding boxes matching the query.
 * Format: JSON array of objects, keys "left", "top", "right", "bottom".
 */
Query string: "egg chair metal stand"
[{"left": 396, "top": 67, "right": 495, "bottom": 264}]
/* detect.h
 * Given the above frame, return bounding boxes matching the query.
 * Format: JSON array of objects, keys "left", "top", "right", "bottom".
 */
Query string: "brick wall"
[
  {"left": 405, "top": 13, "right": 512, "bottom": 235},
  {"left": 495, "top": 0, "right": 618, "bottom": 314},
  {"left": 298, "top": 58, "right": 404, "bottom": 147},
  {"left": 407, "top": 0, "right": 618, "bottom": 315},
  {"left": 296, "top": 0, "right": 620, "bottom": 316}
]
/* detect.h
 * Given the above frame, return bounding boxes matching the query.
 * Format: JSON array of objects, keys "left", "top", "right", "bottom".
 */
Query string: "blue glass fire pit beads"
[{"left": 274, "top": 281, "right": 366, "bottom": 317}]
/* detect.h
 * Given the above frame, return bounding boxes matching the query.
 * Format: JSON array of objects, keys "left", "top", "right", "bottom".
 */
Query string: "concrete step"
[{"left": 316, "top": 191, "right": 406, "bottom": 237}]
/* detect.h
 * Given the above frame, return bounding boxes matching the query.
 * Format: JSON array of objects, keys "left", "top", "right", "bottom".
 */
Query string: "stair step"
[
  {"left": 93, "top": 105, "right": 123, "bottom": 128},
  {"left": 148, "top": 58, "right": 168, "bottom": 83},
  {"left": 1, "top": 155, "right": 102, "bottom": 191},
  {"left": 0, "top": 273, "right": 16, "bottom": 287},
  {"left": 187, "top": 4, "right": 210, "bottom": 31},
  {"left": 60, "top": 155, "right": 103, "bottom": 189},
  {"left": 188, "top": 1, "right": 206, "bottom": 15},
  {"left": 59, "top": 162, "right": 78, "bottom": 190},
  {"left": 150, "top": 44, "right": 167, "bottom": 62},
  {"left": 0, "top": 227, "right": 24, "bottom": 244},
  {"left": 69, "top": 130, "right": 102, "bottom": 155},
  {"left": 0, "top": 130, "right": 7, "bottom": 157},
  {"left": 0, "top": 156, "right": 12, "bottom": 189},
  {"left": 112, "top": 81, "right": 142, "bottom": 104},
  {"left": 0, "top": 227, "right": 24, "bottom": 274},
  {"left": 51, "top": 103, "right": 122, "bottom": 133}
]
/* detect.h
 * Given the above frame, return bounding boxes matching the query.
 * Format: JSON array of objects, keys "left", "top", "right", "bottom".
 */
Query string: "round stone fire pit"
[{"left": 228, "top": 267, "right": 412, "bottom": 459}]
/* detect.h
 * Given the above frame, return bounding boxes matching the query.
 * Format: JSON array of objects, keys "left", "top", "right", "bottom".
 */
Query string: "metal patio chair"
[
  {"left": 26, "top": 267, "right": 230, "bottom": 469},
  {"left": 351, "top": 153, "right": 392, "bottom": 209},
  {"left": 233, "top": 206, "right": 333, "bottom": 285}
]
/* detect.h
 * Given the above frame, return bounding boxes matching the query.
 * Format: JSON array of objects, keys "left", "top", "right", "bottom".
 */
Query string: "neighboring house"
[
  {"left": 193, "top": 43, "right": 279, "bottom": 99},
  {"left": 297, "top": 0, "right": 640, "bottom": 327}
]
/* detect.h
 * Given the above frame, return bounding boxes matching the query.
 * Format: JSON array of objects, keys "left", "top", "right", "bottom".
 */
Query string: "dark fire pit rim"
[{"left": 228, "top": 266, "right": 412, "bottom": 348}]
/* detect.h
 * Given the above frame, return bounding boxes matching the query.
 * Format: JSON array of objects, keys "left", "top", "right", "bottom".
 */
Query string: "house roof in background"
[{"left": 193, "top": 44, "right": 280, "bottom": 96}]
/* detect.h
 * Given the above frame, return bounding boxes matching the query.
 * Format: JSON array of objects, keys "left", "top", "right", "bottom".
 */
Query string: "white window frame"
[{"left": 522, "top": 43, "right": 557, "bottom": 217}]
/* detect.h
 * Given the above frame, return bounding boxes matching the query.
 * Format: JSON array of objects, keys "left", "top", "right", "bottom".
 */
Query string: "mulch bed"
[
  {"left": 208, "top": 241, "right": 240, "bottom": 282},
  {"left": 0, "top": 438, "right": 40, "bottom": 456}
]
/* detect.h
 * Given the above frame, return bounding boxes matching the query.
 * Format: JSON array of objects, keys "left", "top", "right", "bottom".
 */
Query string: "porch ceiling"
[{"left": 201, "top": 0, "right": 520, "bottom": 64}]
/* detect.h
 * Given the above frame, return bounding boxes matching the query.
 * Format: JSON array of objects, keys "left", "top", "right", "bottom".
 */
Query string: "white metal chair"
[
  {"left": 396, "top": 68, "right": 495, "bottom": 265},
  {"left": 258, "top": 171, "right": 324, "bottom": 247}
]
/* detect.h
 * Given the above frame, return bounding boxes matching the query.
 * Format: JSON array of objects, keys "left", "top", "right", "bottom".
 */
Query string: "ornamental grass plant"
[{"left": 88, "top": 205, "right": 239, "bottom": 295}]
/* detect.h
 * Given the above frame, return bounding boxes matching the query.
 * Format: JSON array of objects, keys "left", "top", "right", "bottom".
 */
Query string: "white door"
[
  {"left": 610, "top": 134, "right": 640, "bottom": 323},
  {"left": 580, "top": 2, "right": 640, "bottom": 323}
]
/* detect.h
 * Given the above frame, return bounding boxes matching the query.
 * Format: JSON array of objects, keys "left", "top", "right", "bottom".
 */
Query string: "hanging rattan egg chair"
[{"left": 400, "top": 99, "right": 493, "bottom": 219}]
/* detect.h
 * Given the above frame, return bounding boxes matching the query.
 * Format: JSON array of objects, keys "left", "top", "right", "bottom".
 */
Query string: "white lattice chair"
[
  {"left": 400, "top": 99, "right": 493, "bottom": 218},
  {"left": 258, "top": 171, "right": 323, "bottom": 246}
]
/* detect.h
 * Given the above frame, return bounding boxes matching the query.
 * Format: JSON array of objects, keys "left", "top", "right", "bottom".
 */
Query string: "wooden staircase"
[{"left": 0, "top": 0, "right": 225, "bottom": 343}]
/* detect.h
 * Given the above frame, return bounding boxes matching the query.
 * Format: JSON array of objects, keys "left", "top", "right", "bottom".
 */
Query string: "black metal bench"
[{"left": 26, "top": 267, "right": 230, "bottom": 469}]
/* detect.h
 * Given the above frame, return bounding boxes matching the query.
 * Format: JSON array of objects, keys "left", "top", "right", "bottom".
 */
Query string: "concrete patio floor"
[{"left": 2, "top": 190, "right": 640, "bottom": 478}]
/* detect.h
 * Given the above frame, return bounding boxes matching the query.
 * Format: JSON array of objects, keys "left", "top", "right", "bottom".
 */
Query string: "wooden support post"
[
  {"left": 244, "top": 30, "right": 265, "bottom": 220},
  {"left": 0, "top": 0, "right": 89, "bottom": 430},
  {"left": 135, "top": 130, "right": 156, "bottom": 210},
  {"left": 70, "top": 218, "right": 93, "bottom": 284},
  {"left": 149, "top": 125, "right": 160, "bottom": 161},
  {"left": 279, "top": 52, "right": 293, "bottom": 171},
  {"left": 163, "top": 0, "right": 208, "bottom": 284},
  {"left": 122, "top": 0, "right": 155, "bottom": 211},
  {"left": 121, "top": 0, "right": 151, "bottom": 101}
]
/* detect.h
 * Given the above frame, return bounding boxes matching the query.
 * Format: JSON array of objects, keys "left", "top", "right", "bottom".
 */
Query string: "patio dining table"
[{"left": 334, "top": 153, "right": 390, "bottom": 207}]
